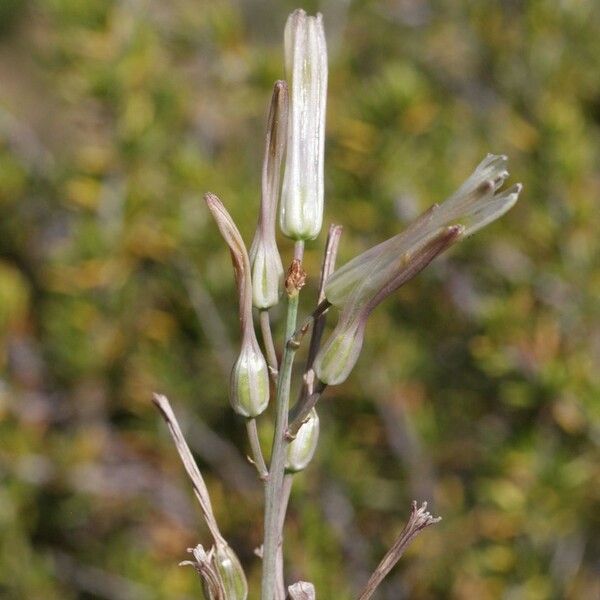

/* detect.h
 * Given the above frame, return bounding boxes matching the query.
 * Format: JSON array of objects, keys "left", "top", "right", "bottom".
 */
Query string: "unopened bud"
[
  {"left": 230, "top": 338, "right": 269, "bottom": 418},
  {"left": 250, "top": 81, "right": 288, "bottom": 309},
  {"left": 279, "top": 9, "right": 328, "bottom": 240},
  {"left": 203, "top": 543, "right": 248, "bottom": 600},
  {"left": 313, "top": 315, "right": 367, "bottom": 386},
  {"left": 315, "top": 226, "right": 464, "bottom": 385},
  {"left": 285, "top": 409, "right": 320, "bottom": 472},
  {"left": 205, "top": 193, "right": 270, "bottom": 416}
]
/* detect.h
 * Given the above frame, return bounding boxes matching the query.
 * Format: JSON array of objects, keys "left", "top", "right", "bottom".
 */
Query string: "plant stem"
[
  {"left": 260, "top": 309, "right": 279, "bottom": 381},
  {"left": 246, "top": 418, "right": 269, "bottom": 480},
  {"left": 275, "top": 474, "right": 294, "bottom": 599},
  {"left": 262, "top": 242, "right": 304, "bottom": 600}
]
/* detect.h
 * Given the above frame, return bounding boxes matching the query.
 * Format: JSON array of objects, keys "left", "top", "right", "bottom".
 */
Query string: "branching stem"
[{"left": 262, "top": 241, "right": 305, "bottom": 600}]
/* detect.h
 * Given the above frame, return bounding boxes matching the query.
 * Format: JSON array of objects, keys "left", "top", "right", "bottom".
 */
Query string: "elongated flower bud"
[
  {"left": 205, "top": 193, "right": 269, "bottom": 417},
  {"left": 285, "top": 409, "right": 320, "bottom": 472},
  {"left": 212, "top": 543, "right": 248, "bottom": 600},
  {"left": 315, "top": 226, "right": 464, "bottom": 385},
  {"left": 249, "top": 81, "right": 288, "bottom": 309},
  {"left": 324, "top": 154, "right": 522, "bottom": 308},
  {"left": 201, "top": 543, "right": 248, "bottom": 600},
  {"left": 279, "top": 9, "right": 328, "bottom": 240},
  {"left": 230, "top": 338, "right": 269, "bottom": 417}
]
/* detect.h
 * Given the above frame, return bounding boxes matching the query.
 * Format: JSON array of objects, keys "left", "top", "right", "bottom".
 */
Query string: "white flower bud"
[
  {"left": 279, "top": 9, "right": 328, "bottom": 240},
  {"left": 285, "top": 409, "right": 320, "bottom": 472}
]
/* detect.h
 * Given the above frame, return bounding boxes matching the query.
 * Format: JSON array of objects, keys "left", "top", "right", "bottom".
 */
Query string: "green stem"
[
  {"left": 260, "top": 309, "right": 279, "bottom": 381},
  {"left": 262, "top": 244, "right": 304, "bottom": 600},
  {"left": 246, "top": 418, "right": 268, "bottom": 480}
]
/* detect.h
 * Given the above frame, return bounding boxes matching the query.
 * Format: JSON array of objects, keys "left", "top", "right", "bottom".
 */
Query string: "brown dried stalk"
[{"left": 356, "top": 501, "right": 441, "bottom": 600}]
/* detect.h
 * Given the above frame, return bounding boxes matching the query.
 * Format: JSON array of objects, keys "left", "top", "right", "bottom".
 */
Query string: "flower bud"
[
  {"left": 285, "top": 409, "right": 320, "bottom": 472},
  {"left": 279, "top": 9, "right": 328, "bottom": 240},
  {"left": 230, "top": 337, "right": 269, "bottom": 417},
  {"left": 250, "top": 81, "right": 288, "bottom": 308},
  {"left": 315, "top": 226, "right": 464, "bottom": 385},
  {"left": 203, "top": 543, "right": 248, "bottom": 600},
  {"left": 313, "top": 314, "right": 367, "bottom": 387},
  {"left": 205, "top": 193, "right": 270, "bottom": 416}
]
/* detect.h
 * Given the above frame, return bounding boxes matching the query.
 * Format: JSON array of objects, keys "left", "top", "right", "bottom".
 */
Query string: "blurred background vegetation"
[{"left": 1, "top": 0, "right": 599, "bottom": 598}]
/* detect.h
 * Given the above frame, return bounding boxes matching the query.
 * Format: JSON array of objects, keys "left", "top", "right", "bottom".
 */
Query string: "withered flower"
[
  {"left": 205, "top": 193, "right": 269, "bottom": 417},
  {"left": 249, "top": 81, "right": 288, "bottom": 309},
  {"left": 315, "top": 155, "right": 522, "bottom": 385}
]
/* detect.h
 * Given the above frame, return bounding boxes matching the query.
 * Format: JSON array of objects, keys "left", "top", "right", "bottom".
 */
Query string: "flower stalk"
[
  {"left": 153, "top": 9, "right": 524, "bottom": 600},
  {"left": 262, "top": 246, "right": 305, "bottom": 600}
]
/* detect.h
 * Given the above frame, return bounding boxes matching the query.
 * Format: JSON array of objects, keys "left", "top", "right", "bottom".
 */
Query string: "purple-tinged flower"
[{"left": 314, "top": 155, "right": 523, "bottom": 385}]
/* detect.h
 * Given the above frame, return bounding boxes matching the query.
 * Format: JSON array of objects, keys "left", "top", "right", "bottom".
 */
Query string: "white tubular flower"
[
  {"left": 314, "top": 155, "right": 523, "bottom": 385},
  {"left": 249, "top": 81, "right": 288, "bottom": 309},
  {"left": 279, "top": 9, "right": 328, "bottom": 240},
  {"left": 205, "top": 193, "right": 269, "bottom": 417},
  {"left": 324, "top": 154, "right": 522, "bottom": 308}
]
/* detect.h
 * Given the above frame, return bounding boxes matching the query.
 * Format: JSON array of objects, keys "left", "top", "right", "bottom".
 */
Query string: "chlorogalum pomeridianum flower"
[
  {"left": 205, "top": 193, "right": 269, "bottom": 417},
  {"left": 279, "top": 9, "right": 328, "bottom": 241},
  {"left": 314, "top": 154, "right": 523, "bottom": 385},
  {"left": 249, "top": 81, "right": 288, "bottom": 309}
]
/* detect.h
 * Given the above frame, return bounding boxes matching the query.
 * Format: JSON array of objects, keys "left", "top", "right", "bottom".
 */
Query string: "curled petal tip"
[{"left": 204, "top": 192, "right": 219, "bottom": 206}]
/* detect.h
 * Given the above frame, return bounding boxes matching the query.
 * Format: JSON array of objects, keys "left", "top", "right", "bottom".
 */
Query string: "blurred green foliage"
[{"left": 1, "top": 0, "right": 599, "bottom": 598}]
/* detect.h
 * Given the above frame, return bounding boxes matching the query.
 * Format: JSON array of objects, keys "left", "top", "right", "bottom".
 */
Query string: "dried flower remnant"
[
  {"left": 279, "top": 9, "right": 328, "bottom": 240},
  {"left": 356, "top": 501, "right": 441, "bottom": 600},
  {"left": 315, "top": 155, "right": 522, "bottom": 385},
  {"left": 287, "top": 581, "right": 316, "bottom": 600},
  {"left": 324, "top": 155, "right": 522, "bottom": 309},
  {"left": 249, "top": 81, "right": 288, "bottom": 309},
  {"left": 205, "top": 193, "right": 270, "bottom": 417},
  {"left": 315, "top": 226, "right": 464, "bottom": 385}
]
